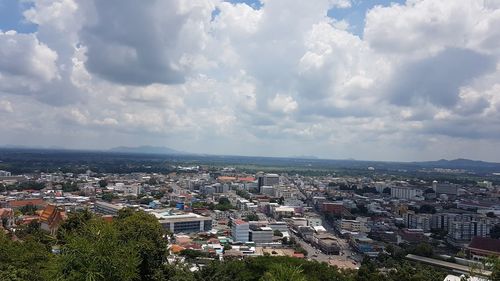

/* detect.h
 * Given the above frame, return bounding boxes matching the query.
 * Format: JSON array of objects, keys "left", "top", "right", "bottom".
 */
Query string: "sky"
[{"left": 1, "top": 0, "right": 500, "bottom": 162}]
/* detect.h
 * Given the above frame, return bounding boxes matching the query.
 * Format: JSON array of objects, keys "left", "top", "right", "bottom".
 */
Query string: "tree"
[
  {"left": 274, "top": 230, "right": 283, "bottom": 237},
  {"left": 419, "top": 204, "right": 436, "bottom": 214},
  {"left": 487, "top": 212, "right": 497, "bottom": 218},
  {"left": 98, "top": 179, "right": 108, "bottom": 188},
  {"left": 245, "top": 213, "right": 259, "bottom": 222},
  {"left": 19, "top": 204, "right": 38, "bottom": 215},
  {"left": 412, "top": 243, "right": 434, "bottom": 257},
  {"left": 62, "top": 182, "right": 79, "bottom": 192},
  {"left": 54, "top": 218, "right": 140, "bottom": 281},
  {"left": 101, "top": 192, "right": 115, "bottom": 202},
  {"left": 259, "top": 264, "right": 307, "bottom": 281},
  {"left": 57, "top": 209, "right": 94, "bottom": 242},
  {"left": 114, "top": 210, "right": 168, "bottom": 281},
  {"left": 491, "top": 224, "right": 500, "bottom": 239}
]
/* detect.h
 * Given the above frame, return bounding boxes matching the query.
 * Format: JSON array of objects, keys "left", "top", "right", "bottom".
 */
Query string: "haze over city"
[{"left": 1, "top": 0, "right": 500, "bottom": 161}]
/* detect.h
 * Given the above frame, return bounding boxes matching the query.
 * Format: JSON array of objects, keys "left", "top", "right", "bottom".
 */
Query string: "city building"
[
  {"left": 159, "top": 213, "right": 212, "bottom": 234},
  {"left": 258, "top": 174, "right": 279, "bottom": 192},
  {"left": 447, "top": 215, "right": 498, "bottom": 243},
  {"left": 232, "top": 219, "right": 250, "bottom": 242},
  {"left": 94, "top": 201, "right": 124, "bottom": 216},
  {"left": 312, "top": 233, "right": 340, "bottom": 254},
  {"left": 466, "top": 236, "right": 500, "bottom": 260},
  {"left": 249, "top": 226, "right": 273, "bottom": 244},
  {"left": 390, "top": 186, "right": 424, "bottom": 200}
]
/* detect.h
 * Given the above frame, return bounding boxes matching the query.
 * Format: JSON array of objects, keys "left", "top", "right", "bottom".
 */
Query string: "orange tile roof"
[
  {"left": 218, "top": 176, "right": 237, "bottom": 181},
  {"left": 170, "top": 244, "right": 185, "bottom": 254},
  {"left": 8, "top": 199, "right": 45, "bottom": 208},
  {"left": 238, "top": 177, "right": 255, "bottom": 182},
  {"left": 233, "top": 219, "right": 247, "bottom": 225},
  {"left": 0, "top": 208, "right": 13, "bottom": 217},
  {"left": 39, "top": 204, "right": 66, "bottom": 229}
]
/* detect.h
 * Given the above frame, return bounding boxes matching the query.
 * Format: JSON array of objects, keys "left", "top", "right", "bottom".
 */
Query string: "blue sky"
[
  {"left": 229, "top": 0, "right": 406, "bottom": 36},
  {"left": 0, "top": 0, "right": 36, "bottom": 33}
]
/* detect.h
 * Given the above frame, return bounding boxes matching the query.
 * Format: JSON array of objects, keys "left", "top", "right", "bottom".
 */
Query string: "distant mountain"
[
  {"left": 109, "top": 145, "right": 186, "bottom": 155},
  {"left": 290, "top": 155, "right": 319, "bottom": 160},
  {"left": 413, "top": 158, "right": 500, "bottom": 170}
]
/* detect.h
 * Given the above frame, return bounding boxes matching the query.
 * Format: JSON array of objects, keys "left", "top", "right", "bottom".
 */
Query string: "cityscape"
[
  {"left": 1, "top": 149, "right": 500, "bottom": 280},
  {"left": 2, "top": 0, "right": 500, "bottom": 280}
]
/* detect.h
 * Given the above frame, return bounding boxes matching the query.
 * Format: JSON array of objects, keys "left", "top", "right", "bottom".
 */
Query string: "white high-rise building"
[
  {"left": 390, "top": 186, "right": 423, "bottom": 200},
  {"left": 232, "top": 219, "right": 249, "bottom": 242}
]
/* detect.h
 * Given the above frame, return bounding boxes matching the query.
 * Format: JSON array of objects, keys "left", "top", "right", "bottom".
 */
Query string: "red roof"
[
  {"left": 292, "top": 253, "right": 305, "bottom": 258},
  {"left": 233, "top": 219, "right": 247, "bottom": 225},
  {"left": 8, "top": 199, "right": 45, "bottom": 208},
  {"left": 468, "top": 237, "right": 500, "bottom": 253},
  {"left": 238, "top": 177, "right": 255, "bottom": 182}
]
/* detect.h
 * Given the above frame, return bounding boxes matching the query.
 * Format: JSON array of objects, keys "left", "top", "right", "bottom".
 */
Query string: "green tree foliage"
[
  {"left": 57, "top": 209, "right": 94, "bottom": 242},
  {"left": 411, "top": 242, "right": 434, "bottom": 257},
  {"left": 13, "top": 181, "right": 45, "bottom": 191},
  {"left": 114, "top": 209, "right": 168, "bottom": 280},
  {"left": 259, "top": 264, "right": 307, "bottom": 281},
  {"left": 54, "top": 218, "right": 140, "bottom": 281},
  {"left": 62, "top": 181, "right": 79, "bottom": 192},
  {"left": 19, "top": 203, "right": 38, "bottom": 215},
  {"left": 418, "top": 204, "right": 437, "bottom": 214},
  {"left": 491, "top": 224, "right": 500, "bottom": 239},
  {"left": 101, "top": 192, "right": 115, "bottom": 202},
  {"left": 214, "top": 197, "right": 234, "bottom": 211},
  {"left": 245, "top": 213, "right": 259, "bottom": 221},
  {"left": 0, "top": 231, "right": 55, "bottom": 281},
  {"left": 98, "top": 179, "right": 108, "bottom": 188}
]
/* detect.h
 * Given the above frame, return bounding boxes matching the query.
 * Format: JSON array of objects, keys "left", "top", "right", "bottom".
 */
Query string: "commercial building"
[
  {"left": 94, "top": 201, "right": 124, "bottom": 216},
  {"left": 249, "top": 226, "right": 273, "bottom": 244},
  {"left": 306, "top": 216, "right": 322, "bottom": 227},
  {"left": 313, "top": 233, "right": 340, "bottom": 254},
  {"left": 404, "top": 211, "right": 432, "bottom": 232},
  {"left": 258, "top": 174, "right": 279, "bottom": 192},
  {"left": 232, "top": 219, "right": 250, "bottom": 242},
  {"left": 447, "top": 215, "right": 498, "bottom": 242},
  {"left": 390, "top": 186, "right": 423, "bottom": 200},
  {"left": 321, "top": 202, "right": 346, "bottom": 216},
  {"left": 338, "top": 217, "right": 370, "bottom": 233},
  {"left": 159, "top": 213, "right": 212, "bottom": 234}
]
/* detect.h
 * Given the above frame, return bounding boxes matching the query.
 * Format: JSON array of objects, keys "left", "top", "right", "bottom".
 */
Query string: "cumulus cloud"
[
  {"left": 0, "top": 30, "right": 58, "bottom": 94},
  {"left": 1, "top": 0, "right": 500, "bottom": 161},
  {"left": 387, "top": 48, "right": 496, "bottom": 107}
]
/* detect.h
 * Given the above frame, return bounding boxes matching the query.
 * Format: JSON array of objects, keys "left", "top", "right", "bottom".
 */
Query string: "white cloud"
[
  {"left": 1, "top": 0, "right": 500, "bottom": 161},
  {"left": 268, "top": 94, "right": 298, "bottom": 114}
]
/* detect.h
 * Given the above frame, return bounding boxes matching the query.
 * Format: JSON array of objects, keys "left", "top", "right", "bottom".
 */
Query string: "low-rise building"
[
  {"left": 94, "top": 201, "right": 124, "bottom": 215},
  {"left": 159, "top": 213, "right": 212, "bottom": 234}
]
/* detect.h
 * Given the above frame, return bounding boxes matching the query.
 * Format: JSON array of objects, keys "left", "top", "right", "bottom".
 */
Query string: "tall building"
[
  {"left": 390, "top": 186, "right": 424, "bottom": 200},
  {"left": 404, "top": 211, "right": 432, "bottom": 232},
  {"left": 232, "top": 219, "right": 250, "bottom": 242},
  {"left": 258, "top": 174, "right": 279, "bottom": 192},
  {"left": 447, "top": 214, "right": 498, "bottom": 242}
]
